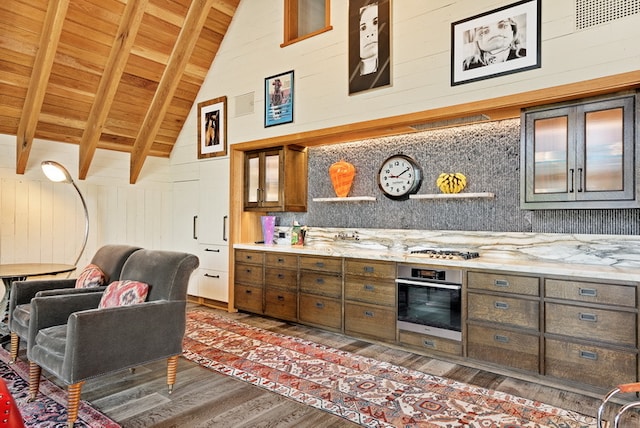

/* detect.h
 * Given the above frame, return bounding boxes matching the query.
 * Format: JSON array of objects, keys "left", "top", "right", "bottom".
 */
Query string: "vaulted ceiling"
[{"left": 0, "top": 0, "right": 240, "bottom": 183}]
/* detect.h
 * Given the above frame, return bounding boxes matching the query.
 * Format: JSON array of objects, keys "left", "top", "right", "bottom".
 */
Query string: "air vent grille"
[{"left": 576, "top": 0, "right": 640, "bottom": 29}]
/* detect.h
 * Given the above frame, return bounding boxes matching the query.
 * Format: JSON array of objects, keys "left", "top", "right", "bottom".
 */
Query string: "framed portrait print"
[
  {"left": 265, "top": 70, "right": 294, "bottom": 127},
  {"left": 348, "top": 0, "right": 391, "bottom": 95},
  {"left": 197, "top": 96, "right": 227, "bottom": 159},
  {"left": 451, "top": 0, "right": 541, "bottom": 86}
]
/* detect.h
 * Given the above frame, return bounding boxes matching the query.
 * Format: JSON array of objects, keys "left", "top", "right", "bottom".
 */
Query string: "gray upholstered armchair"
[
  {"left": 8, "top": 244, "right": 142, "bottom": 362},
  {"left": 26, "top": 249, "right": 198, "bottom": 427}
]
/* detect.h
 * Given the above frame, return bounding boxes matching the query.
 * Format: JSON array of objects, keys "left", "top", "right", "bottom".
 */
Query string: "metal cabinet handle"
[
  {"left": 205, "top": 248, "right": 220, "bottom": 252},
  {"left": 277, "top": 295, "right": 285, "bottom": 301},
  {"left": 193, "top": 215, "right": 198, "bottom": 239},
  {"left": 577, "top": 167, "right": 583, "bottom": 192},
  {"left": 315, "top": 302, "right": 324, "bottom": 309},
  {"left": 494, "top": 334, "right": 509, "bottom": 343},
  {"left": 579, "top": 313, "right": 597, "bottom": 322},
  {"left": 364, "top": 311, "right": 374, "bottom": 317},
  {"left": 223, "top": 215, "right": 228, "bottom": 242},
  {"left": 315, "top": 262, "right": 325, "bottom": 268},
  {"left": 204, "top": 273, "right": 220, "bottom": 278},
  {"left": 494, "top": 279, "right": 509, "bottom": 287},
  {"left": 579, "top": 287, "right": 597, "bottom": 297},
  {"left": 569, "top": 168, "right": 575, "bottom": 193},
  {"left": 364, "top": 284, "right": 375, "bottom": 291},
  {"left": 494, "top": 301, "right": 509, "bottom": 310},
  {"left": 580, "top": 350, "right": 597, "bottom": 360},
  {"left": 364, "top": 266, "right": 374, "bottom": 273},
  {"left": 277, "top": 273, "right": 285, "bottom": 279},
  {"left": 315, "top": 278, "right": 325, "bottom": 284},
  {"left": 422, "top": 339, "right": 435, "bottom": 348},
  {"left": 245, "top": 289, "right": 252, "bottom": 294}
]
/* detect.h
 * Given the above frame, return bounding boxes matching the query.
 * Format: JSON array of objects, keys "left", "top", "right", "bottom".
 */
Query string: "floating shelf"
[
  {"left": 312, "top": 196, "right": 377, "bottom": 202},
  {"left": 409, "top": 192, "right": 495, "bottom": 200}
]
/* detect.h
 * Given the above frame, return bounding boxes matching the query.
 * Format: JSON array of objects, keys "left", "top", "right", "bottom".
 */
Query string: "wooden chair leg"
[
  {"left": 66, "top": 381, "right": 85, "bottom": 428},
  {"left": 167, "top": 355, "right": 178, "bottom": 394},
  {"left": 9, "top": 333, "right": 19, "bottom": 363},
  {"left": 28, "top": 362, "right": 41, "bottom": 401}
]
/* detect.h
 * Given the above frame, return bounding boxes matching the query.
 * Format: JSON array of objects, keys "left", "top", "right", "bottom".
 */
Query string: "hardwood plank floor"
[{"left": 21, "top": 305, "right": 639, "bottom": 427}]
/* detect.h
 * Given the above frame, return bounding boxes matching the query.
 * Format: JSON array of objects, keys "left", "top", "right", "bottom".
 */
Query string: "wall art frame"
[
  {"left": 348, "top": 0, "right": 391, "bottom": 95},
  {"left": 264, "top": 70, "right": 294, "bottom": 127},
  {"left": 451, "top": 0, "right": 541, "bottom": 86},
  {"left": 197, "top": 96, "right": 227, "bottom": 159}
]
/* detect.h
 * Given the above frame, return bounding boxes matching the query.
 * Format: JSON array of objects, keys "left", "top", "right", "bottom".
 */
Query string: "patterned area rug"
[
  {"left": 0, "top": 347, "right": 120, "bottom": 427},
  {"left": 183, "top": 310, "right": 597, "bottom": 428}
]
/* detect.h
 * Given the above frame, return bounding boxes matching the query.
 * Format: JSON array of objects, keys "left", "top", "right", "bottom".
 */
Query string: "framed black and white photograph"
[
  {"left": 451, "top": 0, "right": 541, "bottom": 86},
  {"left": 348, "top": 0, "right": 391, "bottom": 95},
  {"left": 264, "top": 70, "right": 294, "bottom": 127},
  {"left": 197, "top": 96, "right": 227, "bottom": 159}
]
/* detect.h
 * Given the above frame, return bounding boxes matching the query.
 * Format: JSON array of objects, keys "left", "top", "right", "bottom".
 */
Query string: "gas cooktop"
[{"left": 409, "top": 249, "right": 480, "bottom": 260}]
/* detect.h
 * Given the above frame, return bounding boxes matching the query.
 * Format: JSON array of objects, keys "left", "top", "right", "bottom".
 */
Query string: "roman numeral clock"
[{"left": 377, "top": 154, "right": 423, "bottom": 200}]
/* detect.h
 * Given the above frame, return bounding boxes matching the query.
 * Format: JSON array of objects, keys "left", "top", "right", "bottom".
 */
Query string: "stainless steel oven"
[{"left": 396, "top": 264, "right": 463, "bottom": 341}]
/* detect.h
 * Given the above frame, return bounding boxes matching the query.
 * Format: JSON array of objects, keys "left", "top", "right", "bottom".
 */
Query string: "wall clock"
[{"left": 377, "top": 154, "right": 422, "bottom": 200}]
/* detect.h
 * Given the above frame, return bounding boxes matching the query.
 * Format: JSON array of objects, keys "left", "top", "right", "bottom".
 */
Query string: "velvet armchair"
[
  {"left": 26, "top": 249, "right": 199, "bottom": 427},
  {"left": 8, "top": 244, "right": 142, "bottom": 362}
]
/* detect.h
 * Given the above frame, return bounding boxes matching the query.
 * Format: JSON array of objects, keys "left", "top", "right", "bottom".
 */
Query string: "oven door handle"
[{"left": 395, "top": 279, "right": 461, "bottom": 291}]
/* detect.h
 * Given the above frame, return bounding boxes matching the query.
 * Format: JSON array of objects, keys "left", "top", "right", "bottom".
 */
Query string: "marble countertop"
[{"left": 234, "top": 227, "right": 640, "bottom": 283}]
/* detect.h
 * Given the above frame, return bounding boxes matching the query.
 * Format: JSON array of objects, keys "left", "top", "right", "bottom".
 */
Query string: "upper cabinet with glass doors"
[{"left": 521, "top": 92, "right": 638, "bottom": 209}]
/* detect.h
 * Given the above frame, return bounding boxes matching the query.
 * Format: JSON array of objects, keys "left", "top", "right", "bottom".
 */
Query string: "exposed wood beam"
[
  {"left": 15, "top": 0, "right": 69, "bottom": 174},
  {"left": 78, "top": 0, "right": 149, "bottom": 180},
  {"left": 129, "top": 0, "right": 215, "bottom": 184}
]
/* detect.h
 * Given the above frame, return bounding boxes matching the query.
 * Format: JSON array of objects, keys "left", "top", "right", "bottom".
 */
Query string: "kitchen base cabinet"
[
  {"left": 467, "top": 324, "right": 539, "bottom": 372},
  {"left": 345, "top": 302, "right": 396, "bottom": 342},
  {"left": 234, "top": 284, "right": 263, "bottom": 313},
  {"left": 399, "top": 330, "right": 462, "bottom": 356},
  {"left": 264, "top": 253, "right": 298, "bottom": 321},
  {"left": 299, "top": 294, "right": 342, "bottom": 331},
  {"left": 264, "top": 288, "right": 297, "bottom": 321},
  {"left": 234, "top": 250, "right": 265, "bottom": 314}
]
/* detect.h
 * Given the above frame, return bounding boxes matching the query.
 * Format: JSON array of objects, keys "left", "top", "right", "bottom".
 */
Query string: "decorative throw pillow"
[
  {"left": 98, "top": 280, "right": 149, "bottom": 308},
  {"left": 75, "top": 264, "right": 107, "bottom": 289}
]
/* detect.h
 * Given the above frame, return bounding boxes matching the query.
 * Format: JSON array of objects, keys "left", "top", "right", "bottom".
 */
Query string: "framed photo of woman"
[
  {"left": 197, "top": 96, "right": 227, "bottom": 159},
  {"left": 451, "top": 0, "right": 541, "bottom": 86},
  {"left": 264, "top": 70, "right": 294, "bottom": 127}
]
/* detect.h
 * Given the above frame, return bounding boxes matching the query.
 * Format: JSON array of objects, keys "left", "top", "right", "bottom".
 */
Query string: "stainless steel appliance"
[{"left": 396, "top": 263, "right": 464, "bottom": 341}]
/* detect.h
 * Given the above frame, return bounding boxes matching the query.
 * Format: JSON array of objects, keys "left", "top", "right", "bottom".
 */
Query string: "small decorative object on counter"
[
  {"left": 291, "top": 221, "right": 307, "bottom": 246},
  {"left": 261, "top": 216, "right": 276, "bottom": 245},
  {"left": 436, "top": 173, "right": 466, "bottom": 194},
  {"left": 329, "top": 160, "right": 356, "bottom": 197}
]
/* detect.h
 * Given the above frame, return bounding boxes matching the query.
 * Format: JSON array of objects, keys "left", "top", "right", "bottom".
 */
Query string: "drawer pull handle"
[
  {"left": 277, "top": 258, "right": 285, "bottom": 263},
  {"left": 245, "top": 269, "right": 252, "bottom": 273},
  {"left": 246, "top": 255, "right": 253, "bottom": 260},
  {"left": 494, "top": 301, "right": 509, "bottom": 310},
  {"left": 494, "top": 279, "right": 509, "bottom": 287},
  {"left": 245, "top": 289, "right": 252, "bottom": 294},
  {"left": 277, "top": 295, "right": 285, "bottom": 301},
  {"left": 423, "top": 339, "right": 436, "bottom": 348},
  {"left": 315, "top": 278, "right": 325, "bottom": 284},
  {"left": 364, "top": 266, "right": 374, "bottom": 273},
  {"left": 315, "top": 302, "right": 325, "bottom": 309},
  {"left": 315, "top": 262, "right": 325, "bottom": 268},
  {"left": 204, "top": 273, "right": 220, "bottom": 278},
  {"left": 578, "top": 288, "right": 597, "bottom": 297},
  {"left": 579, "top": 350, "right": 598, "bottom": 360},
  {"left": 364, "top": 284, "right": 375, "bottom": 291},
  {"left": 494, "top": 334, "right": 510, "bottom": 343},
  {"left": 579, "top": 313, "right": 597, "bottom": 322},
  {"left": 364, "top": 311, "right": 374, "bottom": 317},
  {"left": 205, "top": 248, "right": 220, "bottom": 252},
  {"left": 277, "top": 273, "right": 285, "bottom": 279}
]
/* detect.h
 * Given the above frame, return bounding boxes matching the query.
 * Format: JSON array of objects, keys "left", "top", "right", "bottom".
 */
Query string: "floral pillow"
[
  {"left": 98, "top": 280, "right": 149, "bottom": 308},
  {"left": 75, "top": 264, "right": 107, "bottom": 288}
]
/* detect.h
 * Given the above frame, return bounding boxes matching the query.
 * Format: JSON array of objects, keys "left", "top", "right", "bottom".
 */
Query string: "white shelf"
[
  {"left": 409, "top": 192, "right": 495, "bottom": 200},
  {"left": 312, "top": 196, "right": 377, "bottom": 202}
]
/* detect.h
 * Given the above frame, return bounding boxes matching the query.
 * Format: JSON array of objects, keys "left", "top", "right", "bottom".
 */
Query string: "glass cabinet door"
[
  {"left": 532, "top": 115, "right": 569, "bottom": 195},
  {"left": 263, "top": 150, "right": 281, "bottom": 203}
]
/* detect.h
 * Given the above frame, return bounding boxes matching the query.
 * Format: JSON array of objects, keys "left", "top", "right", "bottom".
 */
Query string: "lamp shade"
[{"left": 41, "top": 160, "right": 73, "bottom": 183}]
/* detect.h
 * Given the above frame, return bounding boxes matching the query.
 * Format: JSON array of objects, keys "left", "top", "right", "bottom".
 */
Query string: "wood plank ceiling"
[{"left": 0, "top": 0, "right": 240, "bottom": 183}]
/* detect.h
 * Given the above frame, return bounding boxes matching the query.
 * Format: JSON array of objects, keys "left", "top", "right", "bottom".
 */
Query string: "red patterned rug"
[
  {"left": 183, "top": 309, "right": 596, "bottom": 428},
  {"left": 0, "top": 347, "right": 120, "bottom": 427}
]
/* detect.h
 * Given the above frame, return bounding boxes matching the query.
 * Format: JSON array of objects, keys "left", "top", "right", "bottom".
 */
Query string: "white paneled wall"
[{"left": 0, "top": 135, "right": 173, "bottom": 268}]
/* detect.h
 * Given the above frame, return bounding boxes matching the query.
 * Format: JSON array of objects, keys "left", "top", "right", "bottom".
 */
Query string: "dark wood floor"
[{"left": 25, "top": 305, "right": 639, "bottom": 427}]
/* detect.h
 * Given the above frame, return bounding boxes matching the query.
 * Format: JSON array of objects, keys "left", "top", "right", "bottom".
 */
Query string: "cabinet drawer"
[
  {"left": 467, "top": 324, "right": 539, "bottom": 372},
  {"left": 345, "top": 259, "right": 395, "bottom": 278},
  {"left": 398, "top": 330, "right": 461, "bottom": 356},
  {"left": 344, "top": 277, "right": 395, "bottom": 307},
  {"left": 468, "top": 292, "right": 539, "bottom": 330},
  {"left": 265, "top": 267, "right": 297, "bottom": 290},
  {"left": 198, "top": 268, "right": 228, "bottom": 302},
  {"left": 264, "top": 289, "right": 297, "bottom": 321},
  {"left": 235, "top": 263, "right": 263, "bottom": 286},
  {"left": 199, "top": 245, "right": 229, "bottom": 270},
  {"left": 344, "top": 302, "right": 396, "bottom": 341},
  {"left": 235, "top": 250, "right": 264, "bottom": 265},
  {"left": 545, "top": 338, "right": 637, "bottom": 389},
  {"left": 299, "top": 256, "right": 342, "bottom": 273},
  {"left": 545, "top": 279, "right": 636, "bottom": 307},
  {"left": 299, "top": 294, "right": 342, "bottom": 330},
  {"left": 265, "top": 253, "right": 298, "bottom": 268},
  {"left": 234, "top": 284, "right": 263, "bottom": 313},
  {"left": 545, "top": 302, "right": 636, "bottom": 346},
  {"left": 299, "top": 271, "right": 342, "bottom": 298},
  {"left": 468, "top": 272, "right": 539, "bottom": 296}
]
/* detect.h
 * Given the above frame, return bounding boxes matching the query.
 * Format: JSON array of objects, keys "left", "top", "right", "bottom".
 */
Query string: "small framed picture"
[
  {"left": 197, "top": 96, "right": 227, "bottom": 159},
  {"left": 451, "top": 0, "right": 541, "bottom": 86},
  {"left": 264, "top": 70, "right": 294, "bottom": 127}
]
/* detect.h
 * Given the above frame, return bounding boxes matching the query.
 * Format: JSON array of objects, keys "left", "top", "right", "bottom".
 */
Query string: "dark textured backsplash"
[{"left": 276, "top": 119, "right": 640, "bottom": 235}]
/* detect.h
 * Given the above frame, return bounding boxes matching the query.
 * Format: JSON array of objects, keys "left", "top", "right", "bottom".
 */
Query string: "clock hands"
[{"left": 389, "top": 167, "right": 410, "bottom": 178}]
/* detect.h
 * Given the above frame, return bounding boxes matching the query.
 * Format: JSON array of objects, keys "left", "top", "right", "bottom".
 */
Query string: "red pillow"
[
  {"left": 98, "top": 280, "right": 149, "bottom": 308},
  {"left": 75, "top": 264, "right": 107, "bottom": 288}
]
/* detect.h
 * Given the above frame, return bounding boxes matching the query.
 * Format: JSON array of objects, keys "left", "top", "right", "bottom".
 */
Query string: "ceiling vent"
[{"left": 576, "top": 0, "right": 640, "bottom": 29}]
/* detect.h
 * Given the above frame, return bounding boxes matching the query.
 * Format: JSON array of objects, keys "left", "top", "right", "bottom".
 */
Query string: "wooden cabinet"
[
  {"left": 344, "top": 259, "right": 396, "bottom": 342},
  {"left": 466, "top": 271, "right": 541, "bottom": 373},
  {"left": 298, "top": 255, "right": 343, "bottom": 331},
  {"left": 521, "top": 92, "right": 638, "bottom": 209},
  {"left": 244, "top": 146, "right": 307, "bottom": 212},
  {"left": 234, "top": 250, "right": 264, "bottom": 313},
  {"left": 263, "top": 253, "right": 298, "bottom": 321}
]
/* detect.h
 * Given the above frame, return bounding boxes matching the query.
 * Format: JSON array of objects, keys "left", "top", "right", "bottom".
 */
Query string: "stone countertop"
[{"left": 234, "top": 227, "right": 640, "bottom": 283}]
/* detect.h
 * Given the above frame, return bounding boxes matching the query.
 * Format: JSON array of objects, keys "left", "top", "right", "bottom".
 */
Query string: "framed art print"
[
  {"left": 451, "top": 0, "right": 541, "bottom": 86},
  {"left": 197, "top": 96, "right": 227, "bottom": 159},
  {"left": 265, "top": 70, "right": 294, "bottom": 127}
]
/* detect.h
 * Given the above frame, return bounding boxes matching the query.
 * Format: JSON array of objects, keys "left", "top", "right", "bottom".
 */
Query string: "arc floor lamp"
[{"left": 41, "top": 161, "right": 89, "bottom": 267}]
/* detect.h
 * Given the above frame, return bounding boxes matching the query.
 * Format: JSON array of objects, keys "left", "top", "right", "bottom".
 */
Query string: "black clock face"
[{"left": 377, "top": 155, "right": 422, "bottom": 200}]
